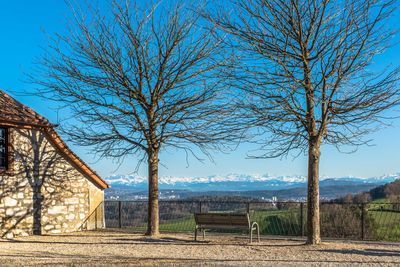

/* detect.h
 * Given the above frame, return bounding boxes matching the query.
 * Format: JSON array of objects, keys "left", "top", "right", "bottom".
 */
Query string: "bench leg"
[
  {"left": 203, "top": 229, "right": 206, "bottom": 239},
  {"left": 250, "top": 222, "right": 260, "bottom": 243},
  {"left": 195, "top": 227, "right": 198, "bottom": 241}
]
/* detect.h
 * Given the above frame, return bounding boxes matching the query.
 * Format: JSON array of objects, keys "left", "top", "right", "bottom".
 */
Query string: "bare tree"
[
  {"left": 207, "top": 0, "right": 400, "bottom": 244},
  {"left": 32, "top": 0, "right": 239, "bottom": 236}
]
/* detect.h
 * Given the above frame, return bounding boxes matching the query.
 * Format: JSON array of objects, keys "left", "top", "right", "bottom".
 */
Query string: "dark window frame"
[{"left": 0, "top": 127, "right": 9, "bottom": 171}]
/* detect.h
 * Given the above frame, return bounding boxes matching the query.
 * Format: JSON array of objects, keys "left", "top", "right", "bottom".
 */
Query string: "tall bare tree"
[
  {"left": 207, "top": 0, "right": 400, "bottom": 244},
  {"left": 33, "top": 1, "right": 238, "bottom": 237}
]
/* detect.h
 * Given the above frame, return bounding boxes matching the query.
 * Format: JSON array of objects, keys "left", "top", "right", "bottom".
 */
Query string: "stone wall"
[{"left": 0, "top": 128, "right": 105, "bottom": 239}]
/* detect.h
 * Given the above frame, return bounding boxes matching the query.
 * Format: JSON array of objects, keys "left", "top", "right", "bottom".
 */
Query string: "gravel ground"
[{"left": 0, "top": 230, "right": 399, "bottom": 266}]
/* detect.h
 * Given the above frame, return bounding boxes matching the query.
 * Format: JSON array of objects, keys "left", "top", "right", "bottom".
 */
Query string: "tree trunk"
[
  {"left": 32, "top": 188, "right": 43, "bottom": 235},
  {"left": 306, "top": 139, "right": 321, "bottom": 244},
  {"left": 146, "top": 149, "right": 160, "bottom": 237}
]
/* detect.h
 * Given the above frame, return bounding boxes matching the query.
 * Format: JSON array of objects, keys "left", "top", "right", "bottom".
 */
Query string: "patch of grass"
[
  {"left": 371, "top": 198, "right": 389, "bottom": 204},
  {"left": 369, "top": 210, "right": 400, "bottom": 241},
  {"left": 251, "top": 209, "right": 301, "bottom": 236},
  {"left": 127, "top": 207, "right": 400, "bottom": 242},
  {"left": 130, "top": 216, "right": 195, "bottom": 232},
  {"left": 128, "top": 209, "right": 301, "bottom": 235}
]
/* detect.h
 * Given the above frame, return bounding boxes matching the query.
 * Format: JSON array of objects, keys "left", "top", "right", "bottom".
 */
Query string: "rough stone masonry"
[{"left": 0, "top": 128, "right": 106, "bottom": 239}]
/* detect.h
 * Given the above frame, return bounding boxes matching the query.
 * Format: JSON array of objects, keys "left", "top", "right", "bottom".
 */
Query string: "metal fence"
[{"left": 103, "top": 200, "right": 400, "bottom": 241}]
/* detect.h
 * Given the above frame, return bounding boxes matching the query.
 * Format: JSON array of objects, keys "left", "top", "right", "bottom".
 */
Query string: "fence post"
[
  {"left": 118, "top": 201, "right": 122, "bottom": 228},
  {"left": 199, "top": 201, "right": 202, "bottom": 213},
  {"left": 246, "top": 202, "right": 250, "bottom": 214},
  {"left": 300, "top": 202, "right": 304, "bottom": 236},
  {"left": 361, "top": 203, "right": 366, "bottom": 240}
]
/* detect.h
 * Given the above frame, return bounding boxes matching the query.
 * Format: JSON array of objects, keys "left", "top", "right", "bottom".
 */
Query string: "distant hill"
[
  {"left": 335, "top": 178, "right": 400, "bottom": 203},
  {"left": 105, "top": 173, "right": 400, "bottom": 201}
]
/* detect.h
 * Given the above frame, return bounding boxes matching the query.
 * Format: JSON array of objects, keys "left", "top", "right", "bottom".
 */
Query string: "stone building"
[{"left": 0, "top": 90, "right": 109, "bottom": 238}]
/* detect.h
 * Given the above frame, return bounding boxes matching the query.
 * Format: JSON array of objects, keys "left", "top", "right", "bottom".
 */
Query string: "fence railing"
[
  {"left": 104, "top": 200, "right": 400, "bottom": 241},
  {"left": 80, "top": 202, "right": 105, "bottom": 230}
]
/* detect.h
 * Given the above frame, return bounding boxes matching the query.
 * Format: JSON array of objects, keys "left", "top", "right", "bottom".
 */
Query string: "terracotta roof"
[
  {"left": 0, "top": 91, "right": 51, "bottom": 127},
  {"left": 0, "top": 90, "right": 109, "bottom": 189}
]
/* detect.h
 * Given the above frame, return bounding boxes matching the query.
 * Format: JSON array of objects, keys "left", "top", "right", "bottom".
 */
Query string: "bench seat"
[{"left": 194, "top": 212, "right": 260, "bottom": 243}]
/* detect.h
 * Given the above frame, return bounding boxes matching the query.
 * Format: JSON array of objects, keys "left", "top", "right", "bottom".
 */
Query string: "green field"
[
  {"left": 130, "top": 209, "right": 302, "bottom": 235},
  {"left": 127, "top": 207, "right": 400, "bottom": 241},
  {"left": 369, "top": 210, "right": 400, "bottom": 241}
]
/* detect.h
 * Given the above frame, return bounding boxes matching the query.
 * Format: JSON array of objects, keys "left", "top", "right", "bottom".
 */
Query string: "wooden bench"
[{"left": 194, "top": 213, "right": 260, "bottom": 243}]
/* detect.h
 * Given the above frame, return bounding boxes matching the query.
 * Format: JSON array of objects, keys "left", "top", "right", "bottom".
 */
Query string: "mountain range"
[{"left": 105, "top": 173, "right": 399, "bottom": 192}]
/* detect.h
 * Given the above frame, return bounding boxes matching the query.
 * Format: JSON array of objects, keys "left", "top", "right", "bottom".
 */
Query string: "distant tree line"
[{"left": 335, "top": 179, "right": 400, "bottom": 204}]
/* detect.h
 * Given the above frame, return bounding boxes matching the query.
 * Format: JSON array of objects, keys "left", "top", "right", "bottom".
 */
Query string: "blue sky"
[{"left": 1, "top": 1, "right": 399, "bottom": 179}]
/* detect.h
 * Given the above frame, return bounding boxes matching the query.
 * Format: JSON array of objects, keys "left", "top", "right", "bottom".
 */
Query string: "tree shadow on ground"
[
  {"left": 320, "top": 248, "right": 400, "bottom": 257},
  {"left": 7, "top": 237, "right": 305, "bottom": 247},
  {"left": 116, "top": 237, "right": 199, "bottom": 243}
]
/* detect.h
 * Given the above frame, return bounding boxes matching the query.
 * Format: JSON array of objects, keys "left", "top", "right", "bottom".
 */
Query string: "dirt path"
[{"left": 0, "top": 230, "right": 399, "bottom": 266}]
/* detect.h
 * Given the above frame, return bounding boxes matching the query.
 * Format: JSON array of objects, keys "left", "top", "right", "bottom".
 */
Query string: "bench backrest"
[{"left": 194, "top": 213, "right": 250, "bottom": 228}]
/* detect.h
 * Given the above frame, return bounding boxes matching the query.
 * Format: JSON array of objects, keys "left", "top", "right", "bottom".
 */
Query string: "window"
[{"left": 0, "top": 127, "right": 8, "bottom": 169}]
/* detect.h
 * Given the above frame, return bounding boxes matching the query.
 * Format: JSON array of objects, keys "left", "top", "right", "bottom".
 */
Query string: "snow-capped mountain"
[{"left": 105, "top": 173, "right": 399, "bottom": 192}]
